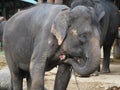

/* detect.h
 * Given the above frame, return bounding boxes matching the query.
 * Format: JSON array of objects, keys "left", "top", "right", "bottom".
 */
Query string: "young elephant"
[{"left": 3, "top": 4, "right": 101, "bottom": 90}]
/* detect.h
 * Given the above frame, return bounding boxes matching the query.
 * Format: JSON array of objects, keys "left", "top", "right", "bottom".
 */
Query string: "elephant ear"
[
  {"left": 94, "top": 1, "right": 105, "bottom": 21},
  {"left": 51, "top": 9, "right": 69, "bottom": 45}
]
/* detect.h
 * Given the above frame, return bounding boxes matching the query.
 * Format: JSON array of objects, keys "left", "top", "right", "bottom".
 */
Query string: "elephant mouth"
[
  {"left": 59, "top": 54, "right": 82, "bottom": 64},
  {"left": 59, "top": 54, "right": 66, "bottom": 60},
  {"left": 59, "top": 54, "right": 77, "bottom": 60}
]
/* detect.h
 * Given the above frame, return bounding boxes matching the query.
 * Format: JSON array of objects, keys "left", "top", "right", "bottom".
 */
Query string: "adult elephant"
[
  {"left": 3, "top": 4, "right": 101, "bottom": 90},
  {"left": 70, "top": 0, "right": 120, "bottom": 73},
  {"left": 0, "top": 17, "right": 6, "bottom": 50}
]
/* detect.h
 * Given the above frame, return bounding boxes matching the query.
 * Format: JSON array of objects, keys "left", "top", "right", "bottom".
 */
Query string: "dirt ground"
[
  {"left": 44, "top": 60, "right": 120, "bottom": 90},
  {"left": 0, "top": 55, "right": 120, "bottom": 90}
]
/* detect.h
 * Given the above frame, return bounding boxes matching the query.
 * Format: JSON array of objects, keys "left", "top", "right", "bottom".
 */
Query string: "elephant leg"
[
  {"left": 102, "top": 28, "right": 116, "bottom": 73},
  {"left": 10, "top": 79, "right": 13, "bottom": 90},
  {"left": 30, "top": 50, "right": 47, "bottom": 90},
  {"left": 102, "top": 44, "right": 112, "bottom": 73},
  {"left": 10, "top": 71, "right": 23, "bottom": 90},
  {"left": 55, "top": 0, "right": 63, "bottom": 4},
  {"left": 4, "top": 52, "right": 23, "bottom": 90},
  {"left": 54, "top": 63, "right": 72, "bottom": 90},
  {"left": 26, "top": 73, "right": 31, "bottom": 90},
  {"left": 30, "top": 62, "right": 46, "bottom": 90}
]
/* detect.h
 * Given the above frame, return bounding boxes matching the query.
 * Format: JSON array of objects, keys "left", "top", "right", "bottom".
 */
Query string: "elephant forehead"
[{"left": 72, "top": 6, "right": 90, "bottom": 16}]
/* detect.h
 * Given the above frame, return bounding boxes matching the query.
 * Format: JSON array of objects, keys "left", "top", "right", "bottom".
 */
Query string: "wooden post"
[
  {"left": 47, "top": 0, "right": 54, "bottom": 4},
  {"left": 55, "top": 0, "right": 63, "bottom": 4}
]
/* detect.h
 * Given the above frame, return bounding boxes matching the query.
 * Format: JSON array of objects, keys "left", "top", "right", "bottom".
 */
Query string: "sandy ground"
[{"left": 0, "top": 55, "right": 120, "bottom": 90}]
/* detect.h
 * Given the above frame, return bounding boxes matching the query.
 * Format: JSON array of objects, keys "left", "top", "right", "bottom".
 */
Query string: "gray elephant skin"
[
  {"left": 69, "top": 0, "right": 120, "bottom": 73},
  {"left": 3, "top": 4, "right": 101, "bottom": 90}
]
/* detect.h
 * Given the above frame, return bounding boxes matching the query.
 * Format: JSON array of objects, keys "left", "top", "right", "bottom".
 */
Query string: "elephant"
[
  {"left": 70, "top": 0, "right": 120, "bottom": 73},
  {"left": 0, "top": 17, "right": 6, "bottom": 51},
  {"left": 3, "top": 4, "right": 101, "bottom": 90},
  {"left": 48, "top": 0, "right": 120, "bottom": 74}
]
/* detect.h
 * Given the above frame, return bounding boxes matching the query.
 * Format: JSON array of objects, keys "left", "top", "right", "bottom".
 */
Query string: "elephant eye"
[{"left": 78, "top": 33, "right": 88, "bottom": 44}]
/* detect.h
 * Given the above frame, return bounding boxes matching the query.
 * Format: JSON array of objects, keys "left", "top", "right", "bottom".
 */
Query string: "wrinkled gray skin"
[
  {"left": 70, "top": 0, "right": 120, "bottom": 73},
  {"left": 3, "top": 4, "right": 100, "bottom": 90}
]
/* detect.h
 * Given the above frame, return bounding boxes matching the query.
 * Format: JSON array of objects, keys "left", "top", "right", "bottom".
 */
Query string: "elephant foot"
[
  {"left": 91, "top": 71, "right": 99, "bottom": 76},
  {"left": 101, "top": 68, "right": 110, "bottom": 73}
]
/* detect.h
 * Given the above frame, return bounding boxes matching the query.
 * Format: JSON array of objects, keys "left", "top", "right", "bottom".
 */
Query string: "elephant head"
[
  {"left": 71, "top": 0, "right": 105, "bottom": 21},
  {"left": 51, "top": 6, "right": 101, "bottom": 76}
]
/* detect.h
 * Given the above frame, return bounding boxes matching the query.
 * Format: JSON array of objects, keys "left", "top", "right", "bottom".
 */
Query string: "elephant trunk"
[{"left": 66, "top": 38, "right": 101, "bottom": 76}]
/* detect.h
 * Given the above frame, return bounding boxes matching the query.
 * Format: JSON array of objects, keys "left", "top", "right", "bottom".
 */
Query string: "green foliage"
[{"left": 0, "top": 51, "right": 4, "bottom": 55}]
